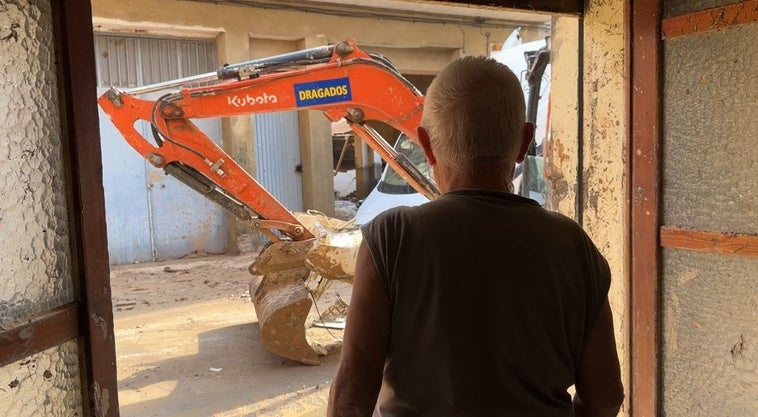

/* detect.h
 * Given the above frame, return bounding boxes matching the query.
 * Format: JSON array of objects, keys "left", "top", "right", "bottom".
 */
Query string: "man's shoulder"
[
  {"left": 540, "top": 207, "right": 583, "bottom": 230},
  {"left": 361, "top": 204, "right": 420, "bottom": 237}
]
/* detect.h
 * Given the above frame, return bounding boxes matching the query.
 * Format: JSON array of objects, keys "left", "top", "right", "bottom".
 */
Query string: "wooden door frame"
[
  {"left": 56, "top": 0, "right": 120, "bottom": 415},
  {"left": 629, "top": 0, "right": 662, "bottom": 416},
  {"left": 630, "top": 2, "right": 758, "bottom": 415}
]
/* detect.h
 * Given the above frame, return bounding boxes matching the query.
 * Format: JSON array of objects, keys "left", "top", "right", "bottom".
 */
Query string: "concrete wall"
[
  {"left": 660, "top": 13, "right": 757, "bottom": 415},
  {"left": 92, "top": 0, "right": 549, "bottom": 251},
  {"left": 549, "top": 2, "right": 630, "bottom": 415}
]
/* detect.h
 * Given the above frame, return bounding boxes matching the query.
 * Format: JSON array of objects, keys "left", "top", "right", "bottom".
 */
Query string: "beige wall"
[
  {"left": 550, "top": 2, "right": 630, "bottom": 416},
  {"left": 92, "top": 0, "right": 549, "bottom": 250}
]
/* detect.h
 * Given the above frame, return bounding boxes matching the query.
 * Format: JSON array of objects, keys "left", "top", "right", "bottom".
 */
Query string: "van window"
[{"left": 377, "top": 135, "right": 433, "bottom": 194}]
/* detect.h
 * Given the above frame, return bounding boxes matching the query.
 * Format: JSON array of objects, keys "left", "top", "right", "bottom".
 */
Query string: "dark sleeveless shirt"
[{"left": 360, "top": 190, "right": 611, "bottom": 417}]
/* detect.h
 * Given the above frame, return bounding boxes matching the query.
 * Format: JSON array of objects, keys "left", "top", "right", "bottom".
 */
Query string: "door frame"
[
  {"left": 1, "top": 1, "right": 587, "bottom": 416},
  {"left": 629, "top": 1, "right": 662, "bottom": 416},
  {"left": 629, "top": 2, "right": 758, "bottom": 415},
  {"left": 56, "top": 0, "right": 120, "bottom": 415}
]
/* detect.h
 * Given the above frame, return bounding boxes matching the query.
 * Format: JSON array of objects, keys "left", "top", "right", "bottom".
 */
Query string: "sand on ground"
[{"left": 111, "top": 253, "right": 351, "bottom": 417}]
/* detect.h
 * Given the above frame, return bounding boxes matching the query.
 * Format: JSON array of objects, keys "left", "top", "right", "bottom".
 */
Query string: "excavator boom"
[{"left": 98, "top": 39, "right": 438, "bottom": 364}]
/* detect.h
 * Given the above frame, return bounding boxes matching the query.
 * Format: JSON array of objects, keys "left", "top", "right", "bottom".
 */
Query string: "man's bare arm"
[
  {"left": 574, "top": 299, "right": 624, "bottom": 417},
  {"left": 328, "top": 241, "right": 391, "bottom": 417}
]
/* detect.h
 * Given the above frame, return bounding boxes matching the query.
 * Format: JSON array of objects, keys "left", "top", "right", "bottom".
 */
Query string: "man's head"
[{"left": 418, "top": 56, "right": 533, "bottom": 192}]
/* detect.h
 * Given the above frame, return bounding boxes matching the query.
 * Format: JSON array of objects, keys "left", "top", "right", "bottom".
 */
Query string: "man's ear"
[
  {"left": 516, "top": 122, "right": 535, "bottom": 163},
  {"left": 417, "top": 126, "right": 436, "bottom": 165}
]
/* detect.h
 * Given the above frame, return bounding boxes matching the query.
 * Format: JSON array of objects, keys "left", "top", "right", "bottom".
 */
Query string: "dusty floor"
[{"left": 111, "top": 253, "right": 350, "bottom": 417}]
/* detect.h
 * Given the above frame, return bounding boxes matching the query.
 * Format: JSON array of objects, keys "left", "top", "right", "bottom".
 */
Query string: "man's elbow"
[
  {"left": 328, "top": 385, "right": 377, "bottom": 417},
  {"left": 328, "top": 398, "right": 362, "bottom": 417},
  {"left": 574, "top": 384, "right": 624, "bottom": 417}
]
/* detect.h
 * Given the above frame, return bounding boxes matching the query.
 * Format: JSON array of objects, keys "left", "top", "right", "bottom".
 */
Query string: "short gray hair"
[{"left": 421, "top": 56, "right": 525, "bottom": 174}]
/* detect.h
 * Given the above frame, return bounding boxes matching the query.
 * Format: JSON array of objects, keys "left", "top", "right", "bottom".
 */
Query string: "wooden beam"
[
  {"left": 660, "top": 226, "right": 758, "bottom": 258},
  {"left": 662, "top": 0, "right": 758, "bottom": 39},
  {"left": 630, "top": 0, "right": 662, "bottom": 415},
  {"left": 430, "top": 0, "right": 584, "bottom": 15},
  {"left": 54, "top": 0, "right": 120, "bottom": 416},
  {"left": 0, "top": 304, "right": 79, "bottom": 368}
]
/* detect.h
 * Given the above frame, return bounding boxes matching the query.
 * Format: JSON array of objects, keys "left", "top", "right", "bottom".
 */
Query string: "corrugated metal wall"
[
  {"left": 660, "top": 4, "right": 757, "bottom": 415},
  {"left": 95, "top": 35, "right": 217, "bottom": 87},
  {"left": 254, "top": 112, "right": 304, "bottom": 211},
  {"left": 95, "top": 34, "right": 227, "bottom": 264}
]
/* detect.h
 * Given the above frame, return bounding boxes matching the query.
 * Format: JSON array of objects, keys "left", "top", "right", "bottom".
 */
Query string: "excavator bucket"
[
  {"left": 250, "top": 239, "right": 320, "bottom": 365},
  {"left": 250, "top": 268, "right": 319, "bottom": 365},
  {"left": 248, "top": 213, "right": 362, "bottom": 365}
]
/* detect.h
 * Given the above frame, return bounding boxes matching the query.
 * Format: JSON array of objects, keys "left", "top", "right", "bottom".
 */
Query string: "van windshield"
[{"left": 377, "top": 135, "right": 433, "bottom": 194}]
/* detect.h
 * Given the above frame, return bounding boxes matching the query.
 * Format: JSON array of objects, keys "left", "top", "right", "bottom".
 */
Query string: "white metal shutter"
[
  {"left": 254, "top": 112, "right": 304, "bottom": 212},
  {"left": 95, "top": 34, "right": 226, "bottom": 264}
]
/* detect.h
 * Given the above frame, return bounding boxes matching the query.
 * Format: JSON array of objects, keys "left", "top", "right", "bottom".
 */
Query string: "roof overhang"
[{"left": 179, "top": 0, "right": 570, "bottom": 28}]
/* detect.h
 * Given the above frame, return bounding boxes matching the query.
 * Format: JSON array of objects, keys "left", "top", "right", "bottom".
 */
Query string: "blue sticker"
[{"left": 294, "top": 77, "right": 352, "bottom": 107}]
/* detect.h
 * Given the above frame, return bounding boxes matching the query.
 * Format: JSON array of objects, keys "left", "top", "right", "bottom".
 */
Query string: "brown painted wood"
[
  {"left": 630, "top": 0, "right": 662, "bottom": 415},
  {"left": 662, "top": 0, "right": 758, "bottom": 39},
  {"left": 660, "top": 226, "right": 758, "bottom": 258},
  {"left": 53, "top": 0, "right": 120, "bottom": 416},
  {"left": 0, "top": 303, "right": 79, "bottom": 368}
]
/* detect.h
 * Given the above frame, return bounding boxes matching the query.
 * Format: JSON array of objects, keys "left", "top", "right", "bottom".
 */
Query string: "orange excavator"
[{"left": 98, "top": 39, "right": 440, "bottom": 365}]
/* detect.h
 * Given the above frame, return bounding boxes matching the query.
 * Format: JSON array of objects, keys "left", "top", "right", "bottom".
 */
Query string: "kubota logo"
[{"left": 227, "top": 93, "right": 278, "bottom": 108}]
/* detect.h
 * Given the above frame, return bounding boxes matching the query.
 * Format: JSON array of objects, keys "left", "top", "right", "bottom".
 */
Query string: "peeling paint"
[
  {"left": 678, "top": 269, "right": 699, "bottom": 285},
  {"left": 91, "top": 313, "right": 108, "bottom": 340},
  {"left": 93, "top": 380, "right": 110, "bottom": 416},
  {"left": 547, "top": 17, "right": 580, "bottom": 220},
  {"left": 554, "top": 1, "right": 630, "bottom": 414}
]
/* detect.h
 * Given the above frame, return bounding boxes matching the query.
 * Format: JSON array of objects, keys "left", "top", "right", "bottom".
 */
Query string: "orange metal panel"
[
  {"left": 660, "top": 226, "right": 758, "bottom": 257},
  {"left": 662, "top": 0, "right": 758, "bottom": 39}
]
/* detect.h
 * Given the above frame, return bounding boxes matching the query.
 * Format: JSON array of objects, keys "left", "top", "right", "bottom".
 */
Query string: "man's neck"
[
  {"left": 434, "top": 162, "right": 516, "bottom": 194},
  {"left": 441, "top": 170, "right": 513, "bottom": 194}
]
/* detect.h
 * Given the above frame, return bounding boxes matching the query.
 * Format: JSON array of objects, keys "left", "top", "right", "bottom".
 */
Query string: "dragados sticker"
[{"left": 294, "top": 77, "right": 352, "bottom": 107}]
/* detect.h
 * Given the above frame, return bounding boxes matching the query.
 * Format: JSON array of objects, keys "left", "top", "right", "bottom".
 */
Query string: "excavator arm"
[
  {"left": 99, "top": 39, "right": 437, "bottom": 239},
  {"left": 98, "top": 39, "right": 438, "bottom": 364}
]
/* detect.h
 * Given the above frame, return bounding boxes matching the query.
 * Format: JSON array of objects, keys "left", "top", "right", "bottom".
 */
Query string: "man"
[{"left": 328, "top": 56, "right": 623, "bottom": 417}]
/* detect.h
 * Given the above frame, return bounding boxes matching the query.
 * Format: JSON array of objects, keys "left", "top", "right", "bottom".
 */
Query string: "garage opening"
[{"left": 87, "top": 2, "right": 575, "bottom": 416}]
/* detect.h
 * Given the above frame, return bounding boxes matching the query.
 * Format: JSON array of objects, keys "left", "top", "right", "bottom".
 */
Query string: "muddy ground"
[{"left": 111, "top": 253, "right": 351, "bottom": 417}]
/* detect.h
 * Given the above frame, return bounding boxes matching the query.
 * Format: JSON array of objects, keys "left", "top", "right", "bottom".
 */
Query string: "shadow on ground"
[{"left": 119, "top": 322, "right": 340, "bottom": 417}]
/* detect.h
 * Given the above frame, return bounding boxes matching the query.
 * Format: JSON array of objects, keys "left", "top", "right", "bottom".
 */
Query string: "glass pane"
[
  {"left": 661, "top": 249, "right": 757, "bottom": 416},
  {"left": 0, "top": 0, "right": 74, "bottom": 325},
  {"left": 0, "top": 340, "right": 84, "bottom": 416},
  {"left": 662, "top": 24, "right": 758, "bottom": 233},
  {"left": 378, "top": 134, "right": 434, "bottom": 195}
]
